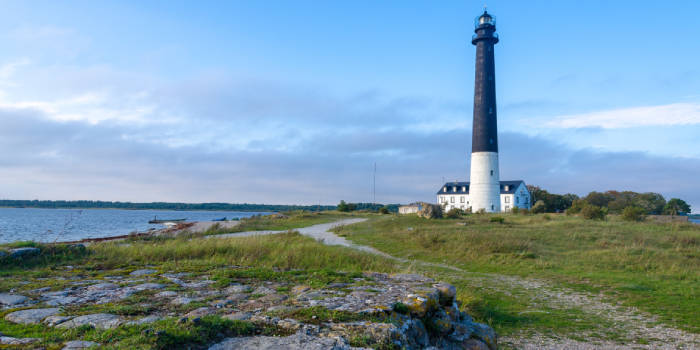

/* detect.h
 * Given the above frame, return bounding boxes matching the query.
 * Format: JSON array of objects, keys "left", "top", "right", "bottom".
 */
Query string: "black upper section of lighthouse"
[{"left": 471, "top": 11, "right": 499, "bottom": 153}]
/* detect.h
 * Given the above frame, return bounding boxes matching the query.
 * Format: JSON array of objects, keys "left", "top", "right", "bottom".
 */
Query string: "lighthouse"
[
  {"left": 469, "top": 10, "right": 501, "bottom": 213},
  {"left": 435, "top": 10, "right": 532, "bottom": 213}
]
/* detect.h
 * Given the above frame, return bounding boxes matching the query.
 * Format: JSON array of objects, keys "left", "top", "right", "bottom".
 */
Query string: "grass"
[
  {"left": 334, "top": 213, "right": 700, "bottom": 335},
  {"left": 0, "top": 218, "right": 401, "bottom": 349},
  {"left": 201, "top": 211, "right": 362, "bottom": 235}
]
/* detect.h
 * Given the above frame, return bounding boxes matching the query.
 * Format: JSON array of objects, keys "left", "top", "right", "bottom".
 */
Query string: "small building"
[
  {"left": 436, "top": 180, "right": 531, "bottom": 213},
  {"left": 398, "top": 203, "right": 422, "bottom": 214}
]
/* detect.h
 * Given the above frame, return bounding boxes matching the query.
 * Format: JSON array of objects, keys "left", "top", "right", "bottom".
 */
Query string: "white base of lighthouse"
[{"left": 469, "top": 152, "right": 501, "bottom": 213}]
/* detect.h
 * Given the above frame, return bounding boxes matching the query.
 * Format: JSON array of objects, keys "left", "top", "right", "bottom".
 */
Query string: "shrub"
[
  {"left": 445, "top": 208, "right": 464, "bottom": 219},
  {"left": 542, "top": 214, "right": 552, "bottom": 221},
  {"left": 378, "top": 207, "right": 390, "bottom": 214},
  {"left": 519, "top": 207, "right": 530, "bottom": 215},
  {"left": 621, "top": 206, "right": 646, "bottom": 222},
  {"left": 511, "top": 205, "right": 520, "bottom": 214},
  {"left": 490, "top": 216, "right": 505, "bottom": 224},
  {"left": 531, "top": 200, "right": 546, "bottom": 214},
  {"left": 581, "top": 204, "right": 607, "bottom": 220},
  {"left": 566, "top": 199, "right": 586, "bottom": 216},
  {"left": 475, "top": 208, "right": 486, "bottom": 215}
]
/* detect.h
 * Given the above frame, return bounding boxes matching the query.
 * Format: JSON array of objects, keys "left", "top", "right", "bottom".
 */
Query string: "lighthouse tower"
[{"left": 469, "top": 10, "right": 501, "bottom": 213}]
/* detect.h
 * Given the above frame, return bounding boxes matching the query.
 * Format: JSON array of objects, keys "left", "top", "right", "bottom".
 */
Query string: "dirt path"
[{"left": 210, "top": 219, "right": 699, "bottom": 349}]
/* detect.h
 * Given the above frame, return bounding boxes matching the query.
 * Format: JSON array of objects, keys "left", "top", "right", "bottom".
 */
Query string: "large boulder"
[{"left": 416, "top": 202, "right": 443, "bottom": 219}]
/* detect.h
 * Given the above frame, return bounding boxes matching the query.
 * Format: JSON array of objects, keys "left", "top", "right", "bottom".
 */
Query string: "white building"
[
  {"left": 398, "top": 203, "right": 422, "bottom": 214},
  {"left": 436, "top": 180, "right": 531, "bottom": 213}
]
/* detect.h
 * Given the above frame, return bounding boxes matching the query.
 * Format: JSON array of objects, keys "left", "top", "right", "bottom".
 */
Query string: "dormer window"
[
  {"left": 443, "top": 186, "right": 447, "bottom": 192},
  {"left": 504, "top": 185, "right": 509, "bottom": 191},
  {"left": 453, "top": 187, "right": 457, "bottom": 192},
  {"left": 462, "top": 186, "right": 467, "bottom": 192}
]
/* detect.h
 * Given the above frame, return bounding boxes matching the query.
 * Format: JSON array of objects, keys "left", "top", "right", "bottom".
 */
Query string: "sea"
[
  {"left": 0, "top": 208, "right": 271, "bottom": 244},
  {"left": 690, "top": 217, "right": 700, "bottom": 225}
]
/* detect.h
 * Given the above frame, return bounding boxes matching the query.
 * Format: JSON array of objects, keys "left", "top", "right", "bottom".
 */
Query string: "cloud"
[
  {"left": 1, "top": 105, "right": 698, "bottom": 213},
  {"left": 544, "top": 103, "right": 700, "bottom": 129}
]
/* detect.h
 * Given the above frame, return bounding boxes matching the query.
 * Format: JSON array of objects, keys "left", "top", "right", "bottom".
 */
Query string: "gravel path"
[{"left": 208, "top": 218, "right": 699, "bottom": 349}]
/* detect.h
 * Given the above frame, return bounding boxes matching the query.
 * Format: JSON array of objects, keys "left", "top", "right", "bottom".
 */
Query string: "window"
[
  {"left": 491, "top": 205, "right": 494, "bottom": 211},
  {"left": 450, "top": 197, "right": 455, "bottom": 203},
  {"left": 516, "top": 197, "right": 519, "bottom": 204},
  {"left": 460, "top": 205, "right": 464, "bottom": 209},
  {"left": 460, "top": 196, "right": 465, "bottom": 203},
  {"left": 462, "top": 186, "right": 467, "bottom": 192},
  {"left": 490, "top": 170, "right": 493, "bottom": 176},
  {"left": 489, "top": 107, "right": 493, "bottom": 114},
  {"left": 505, "top": 205, "right": 510, "bottom": 211},
  {"left": 505, "top": 196, "right": 510, "bottom": 203}
]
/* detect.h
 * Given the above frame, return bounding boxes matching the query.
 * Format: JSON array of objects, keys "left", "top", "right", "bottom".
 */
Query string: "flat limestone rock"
[
  {"left": 63, "top": 340, "right": 100, "bottom": 349},
  {"left": 125, "top": 315, "right": 162, "bottom": 326},
  {"left": 132, "top": 283, "right": 165, "bottom": 291},
  {"left": 44, "top": 315, "right": 74, "bottom": 327},
  {"left": 87, "top": 283, "right": 119, "bottom": 291},
  {"left": 5, "top": 307, "right": 60, "bottom": 324},
  {"left": 0, "top": 336, "right": 40, "bottom": 345},
  {"left": 208, "top": 332, "right": 360, "bottom": 350},
  {"left": 57, "top": 313, "right": 122, "bottom": 330},
  {"left": 129, "top": 269, "right": 157, "bottom": 276},
  {"left": 46, "top": 296, "right": 80, "bottom": 306},
  {"left": 0, "top": 293, "right": 28, "bottom": 306}
]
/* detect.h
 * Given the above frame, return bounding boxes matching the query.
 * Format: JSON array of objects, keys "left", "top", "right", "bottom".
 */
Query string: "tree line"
[
  {"left": 526, "top": 186, "right": 691, "bottom": 216},
  {"left": 0, "top": 200, "right": 335, "bottom": 212}
]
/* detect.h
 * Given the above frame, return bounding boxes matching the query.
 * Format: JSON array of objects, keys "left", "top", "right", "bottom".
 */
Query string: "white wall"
[{"left": 469, "top": 152, "right": 501, "bottom": 213}]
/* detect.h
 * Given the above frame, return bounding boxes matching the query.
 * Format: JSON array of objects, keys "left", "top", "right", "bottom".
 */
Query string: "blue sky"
[{"left": 1, "top": 1, "right": 699, "bottom": 212}]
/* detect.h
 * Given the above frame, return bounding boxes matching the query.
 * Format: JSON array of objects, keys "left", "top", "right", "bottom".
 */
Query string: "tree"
[
  {"left": 530, "top": 200, "right": 546, "bottom": 214},
  {"left": 337, "top": 200, "right": 349, "bottom": 212},
  {"left": 378, "top": 206, "right": 390, "bottom": 214},
  {"left": 527, "top": 185, "right": 578, "bottom": 212},
  {"left": 664, "top": 198, "right": 691, "bottom": 216},
  {"left": 584, "top": 191, "right": 615, "bottom": 208}
]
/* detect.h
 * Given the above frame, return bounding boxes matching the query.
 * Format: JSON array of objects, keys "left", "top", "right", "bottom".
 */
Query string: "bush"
[
  {"left": 621, "top": 206, "right": 646, "bottom": 222},
  {"left": 445, "top": 208, "right": 464, "bottom": 219},
  {"left": 566, "top": 199, "right": 586, "bottom": 216},
  {"left": 519, "top": 207, "right": 530, "bottom": 215},
  {"left": 378, "top": 207, "right": 390, "bottom": 214},
  {"left": 475, "top": 208, "right": 486, "bottom": 215},
  {"left": 490, "top": 216, "right": 505, "bottom": 224},
  {"left": 581, "top": 204, "right": 607, "bottom": 220},
  {"left": 531, "top": 200, "right": 546, "bottom": 214}
]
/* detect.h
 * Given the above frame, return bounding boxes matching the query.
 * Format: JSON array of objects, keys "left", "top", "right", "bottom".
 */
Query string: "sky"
[{"left": 0, "top": 1, "right": 699, "bottom": 212}]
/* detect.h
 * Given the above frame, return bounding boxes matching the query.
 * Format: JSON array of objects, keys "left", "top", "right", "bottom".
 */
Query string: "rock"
[
  {"left": 156, "top": 291, "right": 178, "bottom": 298},
  {"left": 63, "top": 340, "right": 100, "bottom": 349},
  {"left": 129, "top": 269, "right": 157, "bottom": 276},
  {"left": 87, "top": 283, "right": 119, "bottom": 291},
  {"left": 0, "top": 336, "right": 40, "bottom": 345},
  {"left": 223, "top": 312, "right": 252, "bottom": 321},
  {"left": 5, "top": 307, "right": 60, "bottom": 324},
  {"left": 47, "top": 296, "right": 80, "bottom": 306},
  {"left": 469, "top": 322, "right": 498, "bottom": 350},
  {"left": 185, "top": 307, "right": 216, "bottom": 318},
  {"left": 226, "top": 293, "right": 249, "bottom": 302},
  {"left": 400, "top": 287, "right": 440, "bottom": 317},
  {"left": 433, "top": 283, "right": 457, "bottom": 306},
  {"left": 57, "top": 313, "right": 123, "bottom": 329},
  {"left": 461, "top": 338, "right": 490, "bottom": 350},
  {"left": 126, "top": 315, "right": 162, "bottom": 325},
  {"left": 171, "top": 296, "right": 198, "bottom": 305},
  {"left": 291, "top": 285, "right": 310, "bottom": 294},
  {"left": 392, "top": 273, "right": 433, "bottom": 283},
  {"left": 225, "top": 284, "right": 253, "bottom": 294},
  {"left": 0, "top": 293, "right": 28, "bottom": 306},
  {"left": 9, "top": 247, "right": 40, "bottom": 258},
  {"left": 327, "top": 283, "right": 349, "bottom": 289},
  {"left": 430, "top": 309, "right": 454, "bottom": 335},
  {"left": 259, "top": 293, "right": 288, "bottom": 303},
  {"left": 183, "top": 280, "right": 214, "bottom": 289},
  {"left": 44, "top": 315, "right": 74, "bottom": 327},
  {"left": 132, "top": 283, "right": 165, "bottom": 291},
  {"left": 208, "top": 332, "right": 356, "bottom": 350},
  {"left": 252, "top": 286, "right": 275, "bottom": 295}
]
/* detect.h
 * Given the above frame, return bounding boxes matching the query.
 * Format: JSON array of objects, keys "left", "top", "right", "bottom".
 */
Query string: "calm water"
[
  {"left": 0, "top": 208, "right": 271, "bottom": 244},
  {"left": 690, "top": 218, "right": 700, "bottom": 225}
]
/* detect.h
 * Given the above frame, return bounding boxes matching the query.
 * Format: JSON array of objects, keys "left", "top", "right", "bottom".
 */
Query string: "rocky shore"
[{"left": 1, "top": 268, "right": 496, "bottom": 349}]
